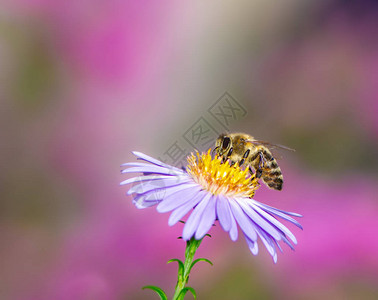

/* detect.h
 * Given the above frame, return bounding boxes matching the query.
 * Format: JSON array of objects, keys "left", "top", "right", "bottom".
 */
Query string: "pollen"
[{"left": 186, "top": 150, "right": 260, "bottom": 198}]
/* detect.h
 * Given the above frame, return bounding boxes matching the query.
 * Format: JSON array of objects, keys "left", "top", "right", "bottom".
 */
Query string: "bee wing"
[
  {"left": 247, "top": 140, "right": 295, "bottom": 152},
  {"left": 245, "top": 139, "right": 295, "bottom": 160}
]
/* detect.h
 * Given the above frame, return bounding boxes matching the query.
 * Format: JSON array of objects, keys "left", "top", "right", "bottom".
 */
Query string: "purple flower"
[{"left": 121, "top": 150, "right": 302, "bottom": 263}]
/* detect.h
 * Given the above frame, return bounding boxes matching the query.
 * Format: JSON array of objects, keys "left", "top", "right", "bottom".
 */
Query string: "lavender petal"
[
  {"left": 253, "top": 200, "right": 303, "bottom": 226},
  {"left": 255, "top": 226, "right": 276, "bottom": 259},
  {"left": 127, "top": 178, "right": 192, "bottom": 195},
  {"left": 238, "top": 198, "right": 281, "bottom": 241},
  {"left": 251, "top": 203, "right": 298, "bottom": 244},
  {"left": 121, "top": 174, "right": 187, "bottom": 186},
  {"left": 195, "top": 195, "right": 216, "bottom": 240},
  {"left": 132, "top": 194, "right": 161, "bottom": 209},
  {"left": 133, "top": 183, "right": 197, "bottom": 206},
  {"left": 282, "top": 234, "right": 295, "bottom": 251},
  {"left": 132, "top": 151, "right": 184, "bottom": 171},
  {"left": 168, "top": 191, "right": 205, "bottom": 226},
  {"left": 182, "top": 193, "right": 211, "bottom": 240},
  {"left": 245, "top": 235, "right": 259, "bottom": 255},
  {"left": 121, "top": 162, "right": 169, "bottom": 168},
  {"left": 122, "top": 166, "right": 182, "bottom": 176},
  {"left": 156, "top": 185, "right": 201, "bottom": 213},
  {"left": 216, "top": 195, "right": 232, "bottom": 232},
  {"left": 229, "top": 200, "right": 257, "bottom": 242}
]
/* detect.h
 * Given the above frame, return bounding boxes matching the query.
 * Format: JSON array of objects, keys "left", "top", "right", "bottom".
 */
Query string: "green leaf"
[
  {"left": 167, "top": 258, "right": 184, "bottom": 280},
  {"left": 177, "top": 287, "right": 197, "bottom": 300},
  {"left": 189, "top": 258, "right": 213, "bottom": 274},
  {"left": 142, "top": 285, "right": 168, "bottom": 300}
]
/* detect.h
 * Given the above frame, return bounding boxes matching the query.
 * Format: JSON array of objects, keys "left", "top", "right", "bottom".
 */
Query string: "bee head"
[{"left": 214, "top": 133, "right": 231, "bottom": 156}]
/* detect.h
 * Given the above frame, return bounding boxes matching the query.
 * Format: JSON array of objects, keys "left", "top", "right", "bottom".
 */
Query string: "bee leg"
[
  {"left": 212, "top": 146, "right": 219, "bottom": 156},
  {"left": 255, "top": 152, "right": 266, "bottom": 179},
  {"left": 248, "top": 166, "right": 256, "bottom": 177},
  {"left": 256, "top": 168, "right": 263, "bottom": 178},
  {"left": 258, "top": 152, "right": 266, "bottom": 167}
]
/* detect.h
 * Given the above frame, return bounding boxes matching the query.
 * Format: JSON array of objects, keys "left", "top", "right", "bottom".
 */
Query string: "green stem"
[{"left": 171, "top": 237, "right": 203, "bottom": 300}]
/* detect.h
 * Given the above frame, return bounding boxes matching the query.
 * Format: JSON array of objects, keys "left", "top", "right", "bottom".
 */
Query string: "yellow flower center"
[{"left": 186, "top": 150, "right": 260, "bottom": 198}]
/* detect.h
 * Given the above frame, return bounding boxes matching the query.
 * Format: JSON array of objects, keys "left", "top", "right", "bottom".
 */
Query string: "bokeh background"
[{"left": 1, "top": 0, "right": 378, "bottom": 299}]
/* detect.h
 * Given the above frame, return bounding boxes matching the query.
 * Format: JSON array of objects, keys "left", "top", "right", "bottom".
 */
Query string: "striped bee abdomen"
[
  {"left": 249, "top": 147, "right": 283, "bottom": 191},
  {"left": 261, "top": 162, "right": 283, "bottom": 191}
]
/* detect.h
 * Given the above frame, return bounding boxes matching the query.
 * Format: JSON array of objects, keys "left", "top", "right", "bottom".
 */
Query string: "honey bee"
[{"left": 214, "top": 133, "right": 294, "bottom": 191}]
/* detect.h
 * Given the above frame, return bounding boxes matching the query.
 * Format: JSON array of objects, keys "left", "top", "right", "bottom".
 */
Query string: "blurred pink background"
[{"left": 1, "top": 1, "right": 378, "bottom": 299}]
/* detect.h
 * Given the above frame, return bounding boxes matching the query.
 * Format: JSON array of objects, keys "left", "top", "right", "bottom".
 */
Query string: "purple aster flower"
[{"left": 121, "top": 150, "right": 302, "bottom": 263}]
